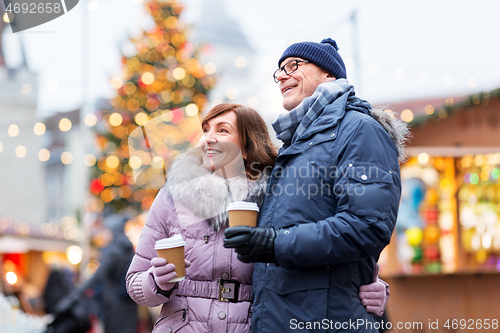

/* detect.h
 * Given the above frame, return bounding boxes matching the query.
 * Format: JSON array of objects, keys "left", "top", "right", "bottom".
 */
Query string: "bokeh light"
[
  {"left": 106, "top": 155, "right": 120, "bottom": 168},
  {"left": 129, "top": 156, "right": 143, "bottom": 169},
  {"left": 84, "top": 154, "right": 97, "bottom": 166},
  {"left": 469, "top": 173, "right": 479, "bottom": 184},
  {"left": 8, "top": 124, "right": 19, "bottom": 137},
  {"left": 110, "top": 77, "right": 124, "bottom": 89},
  {"left": 86, "top": 260, "right": 100, "bottom": 276},
  {"left": 3, "top": 12, "right": 13, "bottom": 24},
  {"left": 172, "top": 67, "right": 186, "bottom": 80},
  {"left": 418, "top": 153, "right": 429, "bottom": 164},
  {"left": 204, "top": 62, "right": 216, "bottom": 75},
  {"left": 135, "top": 112, "right": 149, "bottom": 126},
  {"left": 59, "top": 118, "right": 72, "bottom": 132},
  {"left": 67, "top": 246, "right": 83, "bottom": 265},
  {"left": 141, "top": 72, "right": 155, "bottom": 85},
  {"left": 39, "top": 149, "right": 50, "bottom": 162},
  {"left": 15, "top": 145, "right": 26, "bottom": 158},
  {"left": 109, "top": 113, "right": 123, "bottom": 126},
  {"left": 85, "top": 114, "right": 98, "bottom": 127},
  {"left": 151, "top": 156, "right": 164, "bottom": 169},
  {"left": 6, "top": 272, "right": 17, "bottom": 285},
  {"left": 34, "top": 122, "right": 46, "bottom": 135},
  {"left": 400, "top": 109, "right": 414, "bottom": 122},
  {"left": 424, "top": 105, "right": 435, "bottom": 115},
  {"left": 185, "top": 103, "right": 199, "bottom": 117},
  {"left": 61, "top": 151, "right": 73, "bottom": 164}
]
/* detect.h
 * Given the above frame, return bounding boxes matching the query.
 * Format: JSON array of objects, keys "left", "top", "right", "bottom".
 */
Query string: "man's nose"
[{"left": 276, "top": 69, "right": 289, "bottom": 82}]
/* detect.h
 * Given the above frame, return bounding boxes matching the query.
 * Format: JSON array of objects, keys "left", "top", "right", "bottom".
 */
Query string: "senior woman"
[{"left": 126, "top": 103, "right": 387, "bottom": 333}]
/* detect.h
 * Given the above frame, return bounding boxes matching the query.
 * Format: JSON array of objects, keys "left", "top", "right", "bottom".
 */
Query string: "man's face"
[{"left": 276, "top": 57, "right": 333, "bottom": 111}]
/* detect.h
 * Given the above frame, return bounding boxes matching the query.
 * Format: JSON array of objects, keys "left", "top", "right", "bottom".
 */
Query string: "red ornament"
[
  {"left": 121, "top": 173, "right": 128, "bottom": 186},
  {"left": 90, "top": 179, "right": 105, "bottom": 195},
  {"left": 424, "top": 246, "right": 440, "bottom": 260},
  {"left": 137, "top": 79, "right": 147, "bottom": 89},
  {"left": 426, "top": 208, "right": 438, "bottom": 222},
  {"left": 171, "top": 108, "right": 184, "bottom": 125}
]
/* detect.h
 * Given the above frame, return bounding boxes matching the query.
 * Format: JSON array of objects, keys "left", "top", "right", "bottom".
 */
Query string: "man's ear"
[{"left": 325, "top": 72, "right": 336, "bottom": 82}]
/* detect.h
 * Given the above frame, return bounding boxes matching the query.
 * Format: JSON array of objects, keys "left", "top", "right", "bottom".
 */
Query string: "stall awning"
[
  {"left": 407, "top": 146, "right": 500, "bottom": 157},
  {"left": 0, "top": 236, "right": 76, "bottom": 253}
]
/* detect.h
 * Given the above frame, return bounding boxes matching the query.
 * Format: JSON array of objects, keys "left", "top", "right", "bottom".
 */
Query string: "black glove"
[{"left": 223, "top": 226, "right": 277, "bottom": 263}]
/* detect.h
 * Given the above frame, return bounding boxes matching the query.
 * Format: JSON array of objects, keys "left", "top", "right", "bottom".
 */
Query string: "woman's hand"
[
  {"left": 358, "top": 278, "right": 389, "bottom": 316},
  {"left": 150, "top": 257, "right": 191, "bottom": 292}
]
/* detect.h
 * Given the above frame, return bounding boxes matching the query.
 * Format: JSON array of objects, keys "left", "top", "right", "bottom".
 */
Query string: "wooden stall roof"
[{"left": 376, "top": 88, "right": 500, "bottom": 152}]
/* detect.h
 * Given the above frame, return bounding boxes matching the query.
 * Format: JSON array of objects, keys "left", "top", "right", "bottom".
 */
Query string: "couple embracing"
[{"left": 126, "top": 38, "right": 407, "bottom": 333}]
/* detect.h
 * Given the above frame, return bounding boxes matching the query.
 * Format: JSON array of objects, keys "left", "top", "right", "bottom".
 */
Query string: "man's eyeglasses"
[{"left": 273, "top": 60, "right": 309, "bottom": 83}]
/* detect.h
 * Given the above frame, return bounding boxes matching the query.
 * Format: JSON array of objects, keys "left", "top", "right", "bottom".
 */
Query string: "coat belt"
[{"left": 176, "top": 279, "right": 253, "bottom": 302}]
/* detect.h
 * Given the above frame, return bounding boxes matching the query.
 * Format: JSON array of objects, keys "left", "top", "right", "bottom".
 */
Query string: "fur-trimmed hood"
[
  {"left": 165, "top": 147, "right": 269, "bottom": 230},
  {"left": 370, "top": 106, "right": 410, "bottom": 163}
]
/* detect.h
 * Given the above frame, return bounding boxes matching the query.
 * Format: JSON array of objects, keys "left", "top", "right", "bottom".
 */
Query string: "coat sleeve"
[
  {"left": 126, "top": 189, "right": 178, "bottom": 307},
  {"left": 274, "top": 117, "right": 401, "bottom": 267}
]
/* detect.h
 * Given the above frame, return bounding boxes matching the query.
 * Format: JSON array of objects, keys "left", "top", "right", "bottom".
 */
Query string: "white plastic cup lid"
[
  {"left": 155, "top": 234, "right": 186, "bottom": 250},
  {"left": 227, "top": 201, "right": 259, "bottom": 212}
]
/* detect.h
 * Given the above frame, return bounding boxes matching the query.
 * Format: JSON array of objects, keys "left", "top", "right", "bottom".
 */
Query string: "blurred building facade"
[
  {"left": 43, "top": 109, "right": 85, "bottom": 223},
  {"left": 192, "top": 0, "right": 258, "bottom": 110},
  {"left": 0, "top": 67, "right": 46, "bottom": 231},
  {"left": 0, "top": 42, "right": 80, "bottom": 318}
]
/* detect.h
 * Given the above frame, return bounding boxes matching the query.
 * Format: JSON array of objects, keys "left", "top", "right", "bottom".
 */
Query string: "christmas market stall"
[{"left": 378, "top": 88, "right": 500, "bottom": 329}]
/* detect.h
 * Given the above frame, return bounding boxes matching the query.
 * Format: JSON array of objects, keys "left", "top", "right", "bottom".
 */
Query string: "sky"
[{"left": 3, "top": 0, "right": 500, "bottom": 118}]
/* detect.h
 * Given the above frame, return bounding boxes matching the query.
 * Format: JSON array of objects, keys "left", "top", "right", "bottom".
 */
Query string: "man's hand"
[
  {"left": 223, "top": 226, "right": 277, "bottom": 263},
  {"left": 358, "top": 278, "right": 389, "bottom": 316}
]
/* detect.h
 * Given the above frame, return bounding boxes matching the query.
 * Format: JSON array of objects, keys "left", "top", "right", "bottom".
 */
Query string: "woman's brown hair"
[{"left": 201, "top": 103, "right": 278, "bottom": 179}]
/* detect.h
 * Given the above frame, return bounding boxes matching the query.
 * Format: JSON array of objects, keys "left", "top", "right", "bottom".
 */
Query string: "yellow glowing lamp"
[
  {"left": 476, "top": 250, "right": 488, "bottom": 264},
  {"left": 405, "top": 226, "right": 424, "bottom": 247},
  {"left": 66, "top": 246, "right": 83, "bottom": 265},
  {"left": 6, "top": 271, "right": 18, "bottom": 285}
]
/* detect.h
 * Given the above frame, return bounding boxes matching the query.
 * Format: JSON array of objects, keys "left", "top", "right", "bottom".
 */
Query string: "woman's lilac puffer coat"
[{"left": 126, "top": 150, "right": 268, "bottom": 333}]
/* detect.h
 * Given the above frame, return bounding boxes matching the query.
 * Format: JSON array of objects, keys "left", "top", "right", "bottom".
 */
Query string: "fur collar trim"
[{"left": 165, "top": 148, "right": 269, "bottom": 230}]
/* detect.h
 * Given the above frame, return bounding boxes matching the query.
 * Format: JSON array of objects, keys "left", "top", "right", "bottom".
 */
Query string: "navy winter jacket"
[{"left": 252, "top": 92, "right": 402, "bottom": 333}]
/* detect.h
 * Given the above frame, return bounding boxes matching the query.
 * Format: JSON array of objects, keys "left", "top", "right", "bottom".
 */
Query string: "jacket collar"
[
  {"left": 278, "top": 92, "right": 348, "bottom": 157},
  {"left": 297, "top": 92, "right": 349, "bottom": 140}
]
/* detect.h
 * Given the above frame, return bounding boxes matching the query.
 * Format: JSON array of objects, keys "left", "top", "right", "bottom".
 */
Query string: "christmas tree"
[{"left": 89, "top": 0, "right": 215, "bottom": 215}]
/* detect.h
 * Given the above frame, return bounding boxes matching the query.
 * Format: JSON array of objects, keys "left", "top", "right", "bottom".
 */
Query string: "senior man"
[{"left": 224, "top": 38, "right": 408, "bottom": 332}]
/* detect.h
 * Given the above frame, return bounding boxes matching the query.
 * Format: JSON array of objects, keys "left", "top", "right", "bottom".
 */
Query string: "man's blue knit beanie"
[{"left": 278, "top": 38, "right": 347, "bottom": 79}]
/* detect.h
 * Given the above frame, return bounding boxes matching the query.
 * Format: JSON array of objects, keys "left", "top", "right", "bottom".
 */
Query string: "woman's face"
[{"left": 199, "top": 111, "right": 245, "bottom": 177}]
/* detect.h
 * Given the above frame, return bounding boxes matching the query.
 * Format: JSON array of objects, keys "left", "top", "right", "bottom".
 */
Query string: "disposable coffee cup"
[
  {"left": 154, "top": 234, "right": 186, "bottom": 282},
  {"left": 227, "top": 201, "right": 259, "bottom": 228}
]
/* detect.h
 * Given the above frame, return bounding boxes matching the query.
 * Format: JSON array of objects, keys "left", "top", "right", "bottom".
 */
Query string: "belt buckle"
[{"left": 218, "top": 279, "right": 240, "bottom": 303}]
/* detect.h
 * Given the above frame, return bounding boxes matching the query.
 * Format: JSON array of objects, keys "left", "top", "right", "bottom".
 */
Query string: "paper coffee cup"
[
  {"left": 227, "top": 201, "right": 259, "bottom": 228},
  {"left": 154, "top": 234, "right": 186, "bottom": 282}
]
